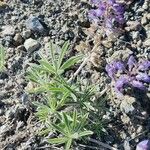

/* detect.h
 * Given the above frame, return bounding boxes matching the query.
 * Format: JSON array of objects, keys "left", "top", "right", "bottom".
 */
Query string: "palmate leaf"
[{"left": 0, "top": 46, "right": 5, "bottom": 71}]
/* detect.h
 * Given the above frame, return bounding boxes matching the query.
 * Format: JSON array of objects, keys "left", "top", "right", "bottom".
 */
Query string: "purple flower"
[
  {"left": 114, "top": 61, "right": 125, "bottom": 71},
  {"left": 90, "top": 0, "right": 101, "bottom": 6},
  {"left": 136, "top": 73, "right": 150, "bottom": 83},
  {"left": 105, "top": 61, "right": 125, "bottom": 79},
  {"left": 88, "top": 10, "right": 99, "bottom": 23},
  {"left": 105, "top": 18, "right": 113, "bottom": 29},
  {"left": 89, "top": 0, "right": 125, "bottom": 36},
  {"left": 130, "top": 80, "right": 146, "bottom": 90},
  {"left": 136, "top": 140, "right": 150, "bottom": 150},
  {"left": 106, "top": 56, "right": 150, "bottom": 96},
  {"left": 105, "top": 64, "right": 116, "bottom": 79},
  {"left": 115, "top": 76, "right": 129, "bottom": 95},
  {"left": 127, "top": 55, "right": 137, "bottom": 71},
  {"left": 113, "top": 4, "right": 125, "bottom": 14},
  {"left": 108, "top": 0, "right": 115, "bottom": 5},
  {"left": 138, "top": 61, "right": 150, "bottom": 71}
]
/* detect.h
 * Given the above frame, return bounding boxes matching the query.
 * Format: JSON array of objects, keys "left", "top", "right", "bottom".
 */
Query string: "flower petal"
[
  {"left": 136, "top": 73, "right": 150, "bottom": 83},
  {"left": 113, "top": 61, "right": 125, "bottom": 71},
  {"left": 136, "top": 140, "right": 150, "bottom": 150},
  {"left": 131, "top": 80, "right": 146, "bottom": 90},
  {"left": 138, "top": 61, "right": 150, "bottom": 71},
  {"left": 127, "top": 55, "right": 137, "bottom": 71},
  {"left": 105, "top": 64, "right": 115, "bottom": 79},
  {"left": 115, "top": 76, "right": 129, "bottom": 94}
]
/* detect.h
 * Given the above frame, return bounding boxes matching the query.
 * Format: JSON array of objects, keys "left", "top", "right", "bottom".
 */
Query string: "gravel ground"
[{"left": 0, "top": 0, "right": 150, "bottom": 149}]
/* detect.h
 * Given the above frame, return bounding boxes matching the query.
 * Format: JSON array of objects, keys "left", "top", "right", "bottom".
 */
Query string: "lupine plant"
[
  {"left": 27, "top": 42, "right": 105, "bottom": 149},
  {"left": 89, "top": 0, "right": 125, "bottom": 36},
  {"left": 106, "top": 56, "right": 150, "bottom": 97}
]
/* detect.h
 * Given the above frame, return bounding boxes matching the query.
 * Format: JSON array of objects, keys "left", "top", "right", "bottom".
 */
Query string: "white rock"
[
  {"left": 144, "top": 39, "right": 150, "bottom": 47},
  {"left": 1, "top": 25, "right": 15, "bottom": 36},
  {"left": 24, "top": 38, "right": 40, "bottom": 52}
]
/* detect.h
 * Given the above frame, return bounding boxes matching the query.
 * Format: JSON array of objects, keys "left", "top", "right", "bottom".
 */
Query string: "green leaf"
[
  {"left": 0, "top": 46, "right": 5, "bottom": 71},
  {"left": 51, "top": 123, "right": 67, "bottom": 136},
  {"left": 62, "top": 113, "right": 70, "bottom": 133},
  {"left": 48, "top": 137, "right": 67, "bottom": 145},
  {"left": 60, "top": 55, "right": 82, "bottom": 70},
  {"left": 39, "top": 127, "right": 52, "bottom": 136},
  {"left": 65, "top": 139, "right": 72, "bottom": 150},
  {"left": 26, "top": 70, "right": 39, "bottom": 83},
  {"left": 78, "top": 130, "right": 93, "bottom": 137},
  {"left": 72, "top": 110, "right": 77, "bottom": 130},
  {"left": 76, "top": 114, "right": 88, "bottom": 132},
  {"left": 57, "top": 91, "right": 70, "bottom": 108},
  {"left": 58, "top": 41, "right": 69, "bottom": 68},
  {"left": 49, "top": 42, "right": 58, "bottom": 70},
  {"left": 39, "top": 60, "right": 56, "bottom": 74}
]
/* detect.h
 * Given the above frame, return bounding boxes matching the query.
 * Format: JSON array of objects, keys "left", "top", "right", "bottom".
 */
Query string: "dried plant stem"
[
  {"left": 88, "top": 138, "right": 118, "bottom": 150},
  {"left": 68, "top": 42, "right": 101, "bottom": 82},
  {"left": 78, "top": 143, "right": 101, "bottom": 149}
]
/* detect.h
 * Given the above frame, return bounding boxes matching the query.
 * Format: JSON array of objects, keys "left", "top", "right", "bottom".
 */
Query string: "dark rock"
[{"left": 26, "top": 16, "right": 45, "bottom": 33}]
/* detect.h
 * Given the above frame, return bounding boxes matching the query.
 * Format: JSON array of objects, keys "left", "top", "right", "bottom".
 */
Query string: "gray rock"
[
  {"left": 26, "top": 16, "right": 45, "bottom": 33},
  {"left": 14, "top": 33, "right": 24, "bottom": 45},
  {"left": 144, "top": 39, "right": 150, "bottom": 47},
  {"left": 16, "top": 45, "right": 26, "bottom": 52},
  {"left": 24, "top": 38, "right": 40, "bottom": 52},
  {"left": 22, "top": 30, "right": 31, "bottom": 39}
]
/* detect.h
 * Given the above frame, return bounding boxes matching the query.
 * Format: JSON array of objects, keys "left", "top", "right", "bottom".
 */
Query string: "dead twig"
[
  {"left": 68, "top": 42, "right": 101, "bottom": 83},
  {"left": 88, "top": 138, "right": 118, "bottom": 150}
]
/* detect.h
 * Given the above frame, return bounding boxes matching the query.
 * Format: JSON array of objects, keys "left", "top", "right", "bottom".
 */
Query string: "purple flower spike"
[
  {"left": 89, "top": 0, "right": 125, "bottom": 36},
  {"left": 131, "top": 80, "right": 146, "bottom": 90},
  {"left": 138, "top": 61, "right": 150, "bottom": 71},
  {"left": 136, "top": 73, "right": 150, "bottom": 83},
  {"left": 136, "top": 140, "right": 150, "bottom": 150},
  {"left": 127, "top": 55, "right": 137, "bottom": 71}
]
